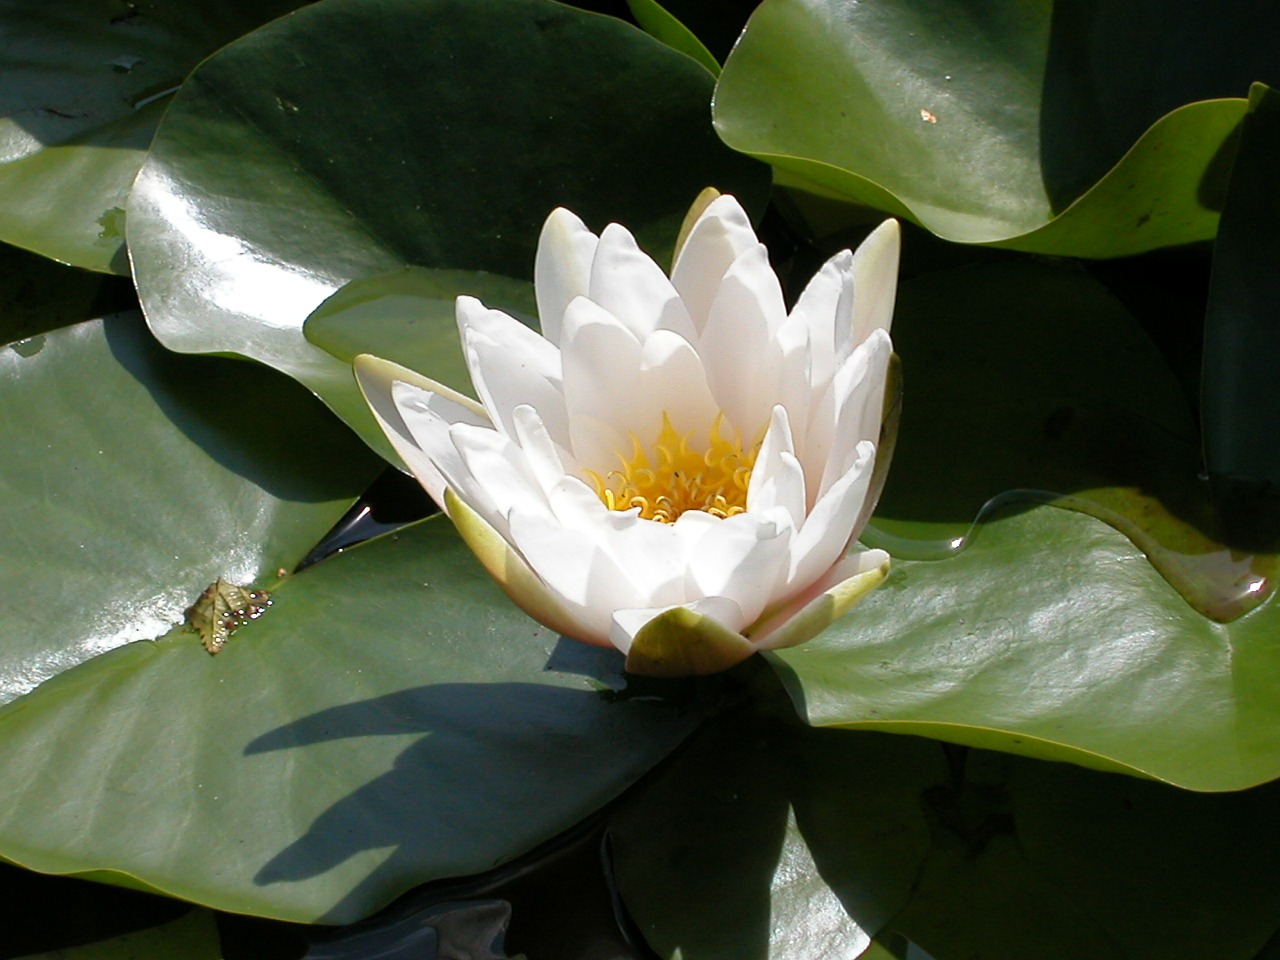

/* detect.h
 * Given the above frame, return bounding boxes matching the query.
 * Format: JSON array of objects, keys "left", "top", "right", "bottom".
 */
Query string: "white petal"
[
  {"left": 461, "top": 326, "right": 569, "bottom": 448},
  {"left": 560, "top": 299, "right": 645, "bottom": 468},
  {"left": 817, "top": 330, "right": 891, "bottom": 500},
  {"left": 456, "top": 295, "right": 560, "bottom": 384},
  {"left": 747, "top": 407, "right": 807, "bottom": 532},
  {"left": 387, "top": 379, "right": 488, "bottom": 511},
  {"left": 700, "top": 243, "right": 788, "bottom": 437},
  {"left": 687, "top": 513, "right": 792, "bottom": 625},
  {"left": 589, "top": 223, "right": 695, "bottom": 341},
  {"left": 449, "top": 422, "right": 552, "bottom": 535},
  {"left": 790, "top": 248, "right": 853, "bottom": 396},
  {"left": 610, "top": 596, "right": 747, "bottom": 655},
  {"left": 634, "top": 329, "right": 720, "bottom": 444},
  {"left": 507, "top": 507, "right": 643, "bottom": 637},
  {"left": 750, "top": 548, "right": 890, "bottom": 650},
  {"left": 534, "top": 208, "right": 598, "bottom": 346},
  {"left": 670, "top": 194, "right": 760, "bottom": 334},
  {"left": 592, "top": 512, "right": 692, "bottom": 608},
  {"left": 842, "top": 219, "right": 901, "bottom": 362},
  {"left": 785, "top": 441, "right": 877, "bottom": 593},
  {"left": 511, "top": 404, "right": 578, "bottom": 497}
]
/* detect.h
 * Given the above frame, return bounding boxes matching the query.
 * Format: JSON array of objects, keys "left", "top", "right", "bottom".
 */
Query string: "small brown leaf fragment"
[
  {"left": 185, "top": 578, "right": 272, "bottom": 654},
  {"left": 920, "top": 108, "right": 938, "bottom": 123}
]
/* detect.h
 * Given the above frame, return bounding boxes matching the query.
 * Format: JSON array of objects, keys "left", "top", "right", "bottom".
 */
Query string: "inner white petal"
[
  {"left": 534, "top": 208, "right": 599, "bottom": 346},
  {"left": 589, "top": 223, "right": 695, "bottom": 341},
  {"left": 670, "top": 194, "right": 760, "bottom": 335}
]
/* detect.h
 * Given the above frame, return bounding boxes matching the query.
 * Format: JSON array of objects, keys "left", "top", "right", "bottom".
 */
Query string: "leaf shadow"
[{"left": 246, "top": 678, "right": 695, "bottom": 924}]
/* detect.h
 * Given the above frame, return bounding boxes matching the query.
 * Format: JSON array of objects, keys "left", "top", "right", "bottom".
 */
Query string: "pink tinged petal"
[
  {"left": 687, "top": 513, "right": 793, "bottom": 625},
  {"left": 446, "top": 489, "right": 609, "bottom": 646},
  {"left": 817, "top": 330, "right": 892, "bottom": 500},
  {"left": 842, "top": 219, "right": 901, "bottom": 362},
  {"left": 670, "top": 194, "right": 760, "bottom": 335},
  {"left": 700, "top": 243, "right": 788, "bottom": 437},
  {"left": 511, "top": 404, "right": 579, "bottom": 497},
  {"left": 616, "top": 597, "right": 754, "bottom": 676},
  {"left": 634, "top": 330, "right": 720, "bottom": 444},
  {"left": 786, "top": 441, "right": 877, "bottom": 594},
  {"left": 790, "top": 248, "right": 854, "bottom": 395},
  {"left": 750, "top": 549, "right": 891, "bottom": 650},
  {"left": 456, "top": 295, "right": 561, "bottom": 385},
  {"left": 534, "top": 208, "right": 599, "bottom": 346},
  {"left": 593, "top": 511, "right": 693, "bottom": 608},
  {"left": 461, "top": 325, "right": 569, "bottom": 447},
  {"left": 589, "top": 223, "right": 695, "bottom": 341},
  {"left": 449, "top": 423, "right": 552, "bottom": 535}
]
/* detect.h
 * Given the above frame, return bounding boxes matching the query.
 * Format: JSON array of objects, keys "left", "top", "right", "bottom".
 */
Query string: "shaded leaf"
[{"left": 13, "top": 908, "right": 222, "bottom": 960}]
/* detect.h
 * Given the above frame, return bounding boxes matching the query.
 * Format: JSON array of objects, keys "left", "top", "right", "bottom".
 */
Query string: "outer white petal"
[
  {"left": 534, "top": 208, "right": 598, "bottom": 346},
  {"left": 449, "top": 423, "right": 553, "bottom": 534},
  {"left": 354, "top": 354, "right": 488, "bottom": 506},
  {"left": 785, "top": 440, "right": 877, "bottom": 594},
  {"left": 670, "top": 194, "right": 760, "bottom": 334},
  {"left": 456, "top": 295, "right": 561, "bottom": 382},
  {"left": 611, "top": 596, "right": 747, "bottom": 654},
  {"left": 842, "top": 219, "right": 901, "bottom": 362},
  {"left": 750, "top": 548, "right": 891, "bottom": 650},
  {"left": 686, "top": 513, "right": 793, "bottom": 626},
  {"left": 461, "top": 328, "right": 569, "bottom": 449},
  {"left": 746, "top": 405, "right": 806, "bottom": 531},
  {"left": 789, "top": 248, "right": 853, "bottom": 396},
  {"left": 589, "top": 223, "right": 695, "bottom": 341},
  {"left": 816, "top": 330, "right": 891, "bottom": 501}
]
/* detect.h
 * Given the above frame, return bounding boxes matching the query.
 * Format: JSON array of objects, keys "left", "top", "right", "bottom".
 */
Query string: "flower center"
[{"left": 588, "top": 413, "right": 757, "bottom": 523}]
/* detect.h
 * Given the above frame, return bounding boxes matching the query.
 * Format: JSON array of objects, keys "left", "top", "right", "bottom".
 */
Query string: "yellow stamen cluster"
[{"left": 588, "top": 413, "right": 757, "bottom": 523}]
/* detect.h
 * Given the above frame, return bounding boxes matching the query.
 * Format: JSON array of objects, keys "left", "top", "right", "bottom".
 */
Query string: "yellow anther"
[{"left": 586, "top": 412, "right": 759, "bottom": 523}]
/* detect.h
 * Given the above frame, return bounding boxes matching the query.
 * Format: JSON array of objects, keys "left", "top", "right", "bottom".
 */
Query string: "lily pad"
[
  {"left": 612, "top": 689, "right": 1280, "bottom": 959},
  {"left": 1203, "top": 84, "right": 1280, "bottom": 494},
  {"left": 0, "top": 514, "right": 702, "bottom": 923},
  {"left": 764, "top": 259, "right": 1280, "bottom": 790},
  {"left": 0, "top": 313, "right": 379, "bottom": 704},
  {"left": 127, "top": 0, "right": 770, "bottom": 462},
  {"left": 14, "top": 909, "right": 222, "bottom": 960},
  {"left": 0, "top": 0, "right": 309, "bottom": 273},
  {"left": 714, "top": 0, "right": 1280, "bottom": 256}
]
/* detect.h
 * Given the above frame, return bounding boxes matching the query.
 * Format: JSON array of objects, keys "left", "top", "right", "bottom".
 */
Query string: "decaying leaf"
[{"left": 185, "top": 579, "right": 272, "bottom": 654}]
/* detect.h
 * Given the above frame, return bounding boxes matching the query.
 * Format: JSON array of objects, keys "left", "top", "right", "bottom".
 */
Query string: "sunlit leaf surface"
[
  {"left": 0, "top": 0, "right": 308, "bottom": 272},
  {"left": 128, "top": 0, "right": 769, "bottom": 462},
  {"left": 714, "top": 0, "right": 1280, "bottom": 256},
  {"left": 0, "top": 314, "right": 379, "bottom": 703}
]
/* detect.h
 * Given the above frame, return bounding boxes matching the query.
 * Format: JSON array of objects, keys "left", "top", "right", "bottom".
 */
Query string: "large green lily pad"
[
  {"left": 0, "top": 0, "right": 308, "bottom": 273},
  {"left": 0, "top": 515, "right": 701, "bottom": 923},
  {"left": 0, "top": 313, "right": 379, "bottom": 704},
  {"left": 127, "top": 0, "right": 769, "bottom": 462},
  {"left": 612, "top": 688, "right": 1280, "bottom": 959},
  {"left": 764, "top": 258, "right": 1280, "bottom": 790},
  {"left": 714, "top": 0, "right": 1280, "bottom": 256}
]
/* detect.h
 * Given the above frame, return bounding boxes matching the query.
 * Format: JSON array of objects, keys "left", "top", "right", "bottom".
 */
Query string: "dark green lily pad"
[
  {"left": 0, "top": 313, "right": 379, "bottom": 704},
  {"left": 0, "top": 514, "right": 701, "bottom": 923},
  {"left": 714, "top": 0, "right": 1280, "bottom": 256},
  {"left": 14, "top": 908, "right": 222, "bottom": 960},
  {"left": 127, "top": 0, "right": 769, "bottom": 462},
  {"left": 612, "top": 689, "right": 1280, "bottom": 959},
  {"left": 0, "top": 0, "right": 308, "bottom": 273}
]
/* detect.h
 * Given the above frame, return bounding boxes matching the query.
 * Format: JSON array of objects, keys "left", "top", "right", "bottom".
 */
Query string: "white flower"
[{"left": 356, "top": 192, "right": 899, "bottom": 676}]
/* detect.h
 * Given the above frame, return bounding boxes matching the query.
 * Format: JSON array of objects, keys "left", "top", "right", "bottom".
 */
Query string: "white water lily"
[{"left": 356, "top": 192, "right": 899, "bottom": 676}]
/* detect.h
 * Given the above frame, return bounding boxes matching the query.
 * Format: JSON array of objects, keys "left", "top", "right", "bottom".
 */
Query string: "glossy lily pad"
[
  {"left": 612, "top": 688, "right": 1280, "bottom": 959},
  {"left": 0, "top": 514, "right": 702, "bottom": 923},
  {"left": 0, "top": 313, "right": 379, "bottom": 704},
  {"left": 765, "top": 259, "right": 1280, "bottom": 790},
  {"left": 127, "top": 0, "right": 770, "bottom": 462},
  {"left": 0, "top": 0, "right": 308, "bottom": 273},
  {"left": 714, "top": 0, "right": 1280, "bottom": 256}
]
